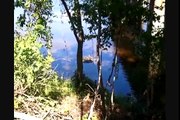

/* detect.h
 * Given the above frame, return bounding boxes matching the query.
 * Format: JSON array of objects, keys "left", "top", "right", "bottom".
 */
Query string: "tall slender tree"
[{"left": 60, "top": 0, "right": 84, "bottom": 85}]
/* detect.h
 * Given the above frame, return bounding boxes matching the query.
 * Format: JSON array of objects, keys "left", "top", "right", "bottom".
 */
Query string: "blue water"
[{"left": 50, "top": 39, "right": 132, "bottom": 96}]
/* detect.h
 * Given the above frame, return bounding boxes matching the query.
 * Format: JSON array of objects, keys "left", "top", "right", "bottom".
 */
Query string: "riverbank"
[{"left": 14, "top": 75, "right": 136, "bottom": 120}]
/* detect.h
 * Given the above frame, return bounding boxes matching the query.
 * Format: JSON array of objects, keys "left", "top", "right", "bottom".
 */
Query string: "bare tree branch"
[{"left": 60, "top": 0, "right": 79, "bottom": 42}]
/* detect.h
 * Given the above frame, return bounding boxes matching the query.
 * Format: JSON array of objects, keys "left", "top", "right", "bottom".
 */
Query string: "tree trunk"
[
  {"left": 77, "top": 41, "right": 83, "bottom": 85},
  {"left": 146, "top": 0, "right": 155, "bottom": 107},
  {"left": 74, "top": 0, "right": 84, "bottom": 83},
  {"left": 61, "top": 0, "right": 84, "bottom": 84},
  {"left": 97, "top": 2, "right": 106, "bottom": 117}
]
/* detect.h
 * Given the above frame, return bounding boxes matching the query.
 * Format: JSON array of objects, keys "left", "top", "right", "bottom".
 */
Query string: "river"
[{"left": 43, "top": 17, "right": 133, "bottom": 96}]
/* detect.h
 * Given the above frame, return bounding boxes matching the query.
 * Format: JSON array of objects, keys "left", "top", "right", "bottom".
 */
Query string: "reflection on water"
[
  {"left": 42, "top": 14, "right": 134, "bottom": 96},
  {"left": 51, "top": 39, "right": 133, "bottom": 96}
]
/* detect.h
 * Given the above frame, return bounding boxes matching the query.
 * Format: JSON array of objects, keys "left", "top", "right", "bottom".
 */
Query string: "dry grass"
[{"left": 14, "top": 82, "right": 101, "bottom": 120}]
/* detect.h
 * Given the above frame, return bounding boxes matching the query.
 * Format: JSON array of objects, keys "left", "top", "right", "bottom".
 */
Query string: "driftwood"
[
  {"left": 83, "top": 55, "right": 98, "bottom": 63},
  {"left": 14, "top": 111, "right": 42, "bottom": 120},
  {"left": 83, "top": 56, "right": 94, "bottom": 63},
  {"left": 14, "top": 111, "right": 73, "bottom": 120}
]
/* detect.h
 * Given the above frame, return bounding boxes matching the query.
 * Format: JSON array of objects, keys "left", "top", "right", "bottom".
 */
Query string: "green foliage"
[
  {"left": 14, "top": 31, "right": 56, "bottom": 96},
  {"left": 15, "top": 0, "right": 54, "bottom": 48},
  {"left": 14, "top": 1, "right": 82, "bottom": 118},
  {"left": 81, "top": 0, "right": 112, "bottom": 49},
  {"left": 14, "top": 31, "right": 77, "bottom": 100},
  {"left": 14, "top": 32, "right": 78, "bottom": 117}
]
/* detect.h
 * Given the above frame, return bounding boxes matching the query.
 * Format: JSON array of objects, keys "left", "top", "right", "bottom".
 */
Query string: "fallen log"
[{"left": 14, "top": 111, "right": 42, "bottom": 120}]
